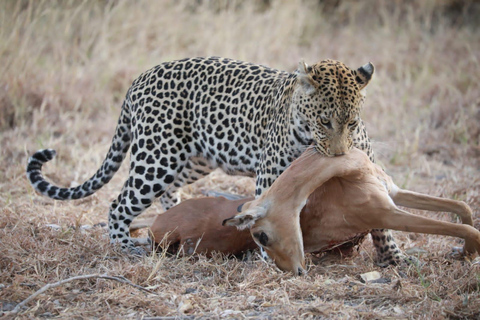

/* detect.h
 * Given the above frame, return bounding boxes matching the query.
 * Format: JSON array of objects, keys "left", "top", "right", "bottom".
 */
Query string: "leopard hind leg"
[{"left": 108, "top": 157, "right": 190, "bottom": 254}]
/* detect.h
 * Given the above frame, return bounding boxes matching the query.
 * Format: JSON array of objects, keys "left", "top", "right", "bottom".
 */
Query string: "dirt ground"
[{"left": 1, "top": 1, "right": 480, "bottom": 319}]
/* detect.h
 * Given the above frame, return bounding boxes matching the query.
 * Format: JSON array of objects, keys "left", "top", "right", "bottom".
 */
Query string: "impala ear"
[
  {"left": 222, "top": 205, "right": 266, "bottom": 230},
  {"left": 355, "top": 62, "right": 374, "bottom": 90},
  {"left": 297, "top": 60, "right": 316, "bottom": 95}
]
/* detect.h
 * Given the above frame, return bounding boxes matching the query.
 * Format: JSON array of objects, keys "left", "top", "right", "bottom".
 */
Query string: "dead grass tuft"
[{"left": 1, "top": 0, "right": 479, "bottom": 318}]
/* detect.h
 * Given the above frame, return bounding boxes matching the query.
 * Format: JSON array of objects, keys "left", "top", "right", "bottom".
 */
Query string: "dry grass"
[{"left": 1, "top": 0, "right": 479, "bottom": 318}]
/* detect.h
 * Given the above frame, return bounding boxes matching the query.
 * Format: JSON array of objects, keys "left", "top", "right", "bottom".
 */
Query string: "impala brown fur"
[
  {"left": 133, "top": 197, "right": 257, "bottom": 256},
  {"left": 223, "top": 147, "right": 479, "bottom": 275}
]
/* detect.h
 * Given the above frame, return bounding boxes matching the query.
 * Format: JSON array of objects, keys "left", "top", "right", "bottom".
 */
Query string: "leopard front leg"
[{"left": 370, "top": 229, "right": 409, "bottom": 266}]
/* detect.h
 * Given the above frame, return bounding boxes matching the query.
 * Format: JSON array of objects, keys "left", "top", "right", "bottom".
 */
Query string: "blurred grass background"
[
  {"left": 1, "top": 0, "right": 480, "bottom": 318},
  {"left": 1, "top": 0, "right": 479, "bottom": 157}
]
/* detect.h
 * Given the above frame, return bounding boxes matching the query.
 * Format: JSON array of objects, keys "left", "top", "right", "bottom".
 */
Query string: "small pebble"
[
  {"left": 45, "top": 224, "right": 61, "bottom": 231},
  {"left": 360, "top": 271, "right": 381, "bottom": 283}
]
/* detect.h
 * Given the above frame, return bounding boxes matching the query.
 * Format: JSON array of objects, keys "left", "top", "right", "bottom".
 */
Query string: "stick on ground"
[{"left": 8, "top": 273, "right": 157, "bottom": 315}]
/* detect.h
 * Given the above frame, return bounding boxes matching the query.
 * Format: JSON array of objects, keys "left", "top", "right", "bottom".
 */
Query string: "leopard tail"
[{"left": 26, "top": 101, "right": 131, "bottom": 200}]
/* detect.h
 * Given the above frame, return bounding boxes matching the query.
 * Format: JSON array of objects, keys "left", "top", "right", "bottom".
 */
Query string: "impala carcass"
[{"left": 132, "top": 148, "right": 479, "bottom": 275}]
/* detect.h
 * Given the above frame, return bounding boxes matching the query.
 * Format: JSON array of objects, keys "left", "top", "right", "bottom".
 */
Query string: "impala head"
[
  {"left": 223, "top": 200, "right": 306, "bottom": 275},
  {"left": 293, "top": 59, "right": 374, "bottom": 157}
]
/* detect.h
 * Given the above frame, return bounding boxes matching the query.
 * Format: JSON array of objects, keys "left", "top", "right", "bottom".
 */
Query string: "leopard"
[{"left": 27, "top": 56, "right": 403, "bottom": 266}]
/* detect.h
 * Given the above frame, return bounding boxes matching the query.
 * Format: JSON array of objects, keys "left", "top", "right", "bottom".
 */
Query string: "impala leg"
[
  {"left": 391, "top": 188, "right": 473, "bottom": 226},
  {"left": 377, "top": 207, "right": 480, "bottom": 255},
  {"left": 391, "top": 188, "right": 476, "bottom": 253}
]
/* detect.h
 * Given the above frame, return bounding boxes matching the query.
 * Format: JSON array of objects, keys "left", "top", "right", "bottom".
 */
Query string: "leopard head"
[{"left": 292, "top": 59, "right": 374, "bottom": 156}]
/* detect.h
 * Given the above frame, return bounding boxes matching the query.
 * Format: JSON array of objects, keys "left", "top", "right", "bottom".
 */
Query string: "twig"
[
  {"left": 143, "top": 317, "right": 195, "bottom": 320},
  {"left": 8, "top": 273, "right": 157, "bottom": 315}
]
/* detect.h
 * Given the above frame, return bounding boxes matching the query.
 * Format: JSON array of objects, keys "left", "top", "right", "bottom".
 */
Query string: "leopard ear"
[
  {"left": 355, "top": 62, "right": 374, "bottom": 90},
  {"left": 222, "top": 205, "right": 266, "bottom": 230},
  {"left": 297, "top": 60, "right": 316, "bottom": 95}
]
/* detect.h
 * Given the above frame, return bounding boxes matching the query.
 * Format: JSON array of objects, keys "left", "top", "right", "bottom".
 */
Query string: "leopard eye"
[
  {"left": 348, "top": 120, "right": 358, "bottom": 128},
  {"left": 320, "top": 117, "right": 332, "bottom": 129},
  {"left": 253, "top": 232, "right": 269, "bottom": 246}
]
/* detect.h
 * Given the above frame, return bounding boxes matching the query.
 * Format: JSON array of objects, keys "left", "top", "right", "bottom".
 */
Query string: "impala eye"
[
  {"left": 320, "top": 118, "right": 332, "bottom": 129},
  {"left": 253, "top": 232, "right": 269, "bottom": 246}
]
